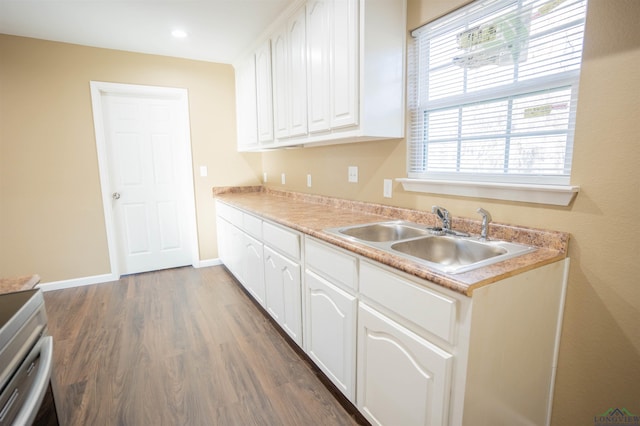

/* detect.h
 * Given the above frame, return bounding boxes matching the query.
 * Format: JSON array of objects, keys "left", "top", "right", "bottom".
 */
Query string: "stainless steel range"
[{"left": 0, "top": 289, "right": 60, "bottom": 425}]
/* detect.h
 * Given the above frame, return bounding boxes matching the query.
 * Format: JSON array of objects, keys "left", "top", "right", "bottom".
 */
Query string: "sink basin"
[
  {"left": 391, "top": 236, "right": 506, "bottom": 267},
  {"left": 336, "top": 222, "right": 432, "bottom": 242},
  {"left": 324, "top": 220, "right": 536, "bottom": 274}
]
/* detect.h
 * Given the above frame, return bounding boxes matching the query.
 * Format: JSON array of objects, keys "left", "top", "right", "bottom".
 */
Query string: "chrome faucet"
[
  {"left": 476, "top": 208, "right": 492, "bottom": 241},
  {"left": 431, "top": 206, "right": 450, "bottom": 231},
  {"left": 431, "top": 206, "right": 471, "bottom": 237}
]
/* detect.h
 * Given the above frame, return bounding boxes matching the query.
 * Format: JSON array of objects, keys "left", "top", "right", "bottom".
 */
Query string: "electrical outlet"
[
  {"left": 199, "top": 166, "right": 208, "bottom": 177},
  {"left": 307, "top": 174, "right": 312, "bottom": 187},
  {"left": 348, "top": 166, "right": 358, "bottom": 183},
  {"left": 263, "top": 172, "right": 268, "bottom": 183},
  {"left": 383, "top": 179, "right": 393, "bottom": 198},
  {"left": 281, "top": 173, "right": 286, "bottom": 185}
]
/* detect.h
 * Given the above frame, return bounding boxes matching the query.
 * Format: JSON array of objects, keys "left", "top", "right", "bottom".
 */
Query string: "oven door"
[{"left": 0, "top": 335, "right": 57, "bottom": 425}]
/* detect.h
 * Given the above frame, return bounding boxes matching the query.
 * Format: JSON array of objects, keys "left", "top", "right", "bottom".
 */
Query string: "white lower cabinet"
[
  {"left": 356, "top": 259, "right": 568, "bottom": 426},
  {"left": 264, "top": 246, "right": 302, "bottom": 346},
  {"left": 244, "top": 234, "right": 266, "bottom": 307},
  {"left": 216, "top": 216, "right": 245, "bottom": 284},
  {"left": 217, "top": 201, "right": 304, "bottom": 347},
  {"left": 357, "top": 302, "right": 453, "bottom": 426},
  {"left": 304, "top": 269, "right": 357, "bottom": 402},
  {"left": 216, "top": 201, "right": 265, "bottom": 304},
  {"left": 216, "top": 202, "right": 568, "bottom": 426}
]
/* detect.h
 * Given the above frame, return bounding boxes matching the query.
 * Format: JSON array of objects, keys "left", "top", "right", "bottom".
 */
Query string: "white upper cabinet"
[
  {"left": 328, "top": 0, "right": 359, "bottom": 129},
  {"left": 288, "top": 9, "right": 308, "bottom": 137},
  {"left": 271, "top": 26, "right": 290, "bottom": 139},
  {"left": 306, "top": 0, "right": 331, "bottom": 133},
  {"left": 307, "top": 0, "right": 359, "bottom": 132},
  {"left": 234, "top": 0, "right": 406, "bottom": 150},
  {"left": 272, "top": 7, "right": 308, "bottom": 140},
  {"left": 255, "top": 40, "right": 274, "bottom": 145},
  {"left": 234, "top": 57, "right": 258, "bottom": 150}
]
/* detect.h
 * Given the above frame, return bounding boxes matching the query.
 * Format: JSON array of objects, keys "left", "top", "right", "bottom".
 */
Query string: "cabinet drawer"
[
  {"left": 243, "top": 212, "right": 262, "bottom": 239},
  {"left": 360, "top": 261, "right": 457, "bottom": 344},
  {"left": 263, "top": 221, "right": 301, "bottom": 260},
  {"left": 305, "top": 238, "right": 357, "bottom": 291},
  {"left": 216, "top": 201, "right": 243, "bottom": 228}
]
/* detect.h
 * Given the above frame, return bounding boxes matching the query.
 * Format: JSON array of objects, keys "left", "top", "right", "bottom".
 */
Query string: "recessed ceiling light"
[{"left": 171, "top": 30, "right": 188, "bottom": 39}]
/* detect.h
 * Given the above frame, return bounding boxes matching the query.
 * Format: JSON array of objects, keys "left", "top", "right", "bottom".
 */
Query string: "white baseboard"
[
  {"left": 195, "top": 258, "right": 222, "bottom": 268},
  {"left": 37, "top": 273, "right": 117, "bottom": 292},
  {"left": 37, "top": 260, "right": 223, "bottom": 292}
]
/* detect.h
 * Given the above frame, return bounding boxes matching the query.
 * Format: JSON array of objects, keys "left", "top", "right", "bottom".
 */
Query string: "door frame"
[{"left": 90, "top": 81, "right": 199, "bottom": 279}]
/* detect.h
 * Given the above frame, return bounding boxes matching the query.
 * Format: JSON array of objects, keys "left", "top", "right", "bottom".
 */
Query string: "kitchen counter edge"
[{"left": 213, "top": 186, "right": 568, "bottom": 296}]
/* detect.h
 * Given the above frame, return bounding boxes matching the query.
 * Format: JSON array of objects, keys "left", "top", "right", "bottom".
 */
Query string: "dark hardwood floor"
[{"left": 43, "top": 266, "right": 362, "bottom": 426}]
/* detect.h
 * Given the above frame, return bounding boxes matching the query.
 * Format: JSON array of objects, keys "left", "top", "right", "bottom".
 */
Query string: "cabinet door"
[
  {"left": 216, "top": 215, "right": 229, "bottom": 266},
  {"left": 305, "top": 269, "right": 357, "bottom": 402},
  {"left": 255, "top": 40, "right": 274, "bottom": 144},
  {"left": 287, "top": 8, "right": 307, "bottom": 137},
  {"left": 306, "top": 0, "right": 331, "bottom": 133},
  {"left": 330, "top": 0, "right": 359, "bottom": 129},
  {"left": 235, "top": 57, "right": 258, "bottom": 150},
  {"left": 272, "top": 8, "right": 307, "bottom": 140},
  {"left": 357, "top": 303, "right": 453, "bottom": 426},
  {"left": 217, "top": 217, "right": 245, "bottom": 284},
  {"left": 244, "top": 233, "right": 266, "bottom": 307},
  {"left": 271, "top": 27, "right": 289, "bottom": 139},
  {"left": 264, "top": 246, "right": 302, "bottom": 346}
]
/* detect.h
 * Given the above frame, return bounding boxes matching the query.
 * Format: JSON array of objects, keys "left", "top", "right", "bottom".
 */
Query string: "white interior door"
[{"left": 92, "top": 83, "right": 196, "bottom": 276}]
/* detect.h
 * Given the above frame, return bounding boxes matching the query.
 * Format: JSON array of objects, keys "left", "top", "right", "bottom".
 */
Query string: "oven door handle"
[{"left": 13, "top": 336, "right": 54, "bottom": 426}]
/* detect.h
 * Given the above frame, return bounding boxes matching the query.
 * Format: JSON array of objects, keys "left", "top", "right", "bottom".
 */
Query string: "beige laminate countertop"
[
  {"left": 0, "top": 274, "right": 40, "bottom": 295},
  {"left": 213, "top": 187, "right": 569, "bottom": 296}
]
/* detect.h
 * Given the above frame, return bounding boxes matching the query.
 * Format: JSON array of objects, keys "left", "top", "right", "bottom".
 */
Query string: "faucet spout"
[{"left": 476, "top": 208, "right": 492, "bottom": 241}]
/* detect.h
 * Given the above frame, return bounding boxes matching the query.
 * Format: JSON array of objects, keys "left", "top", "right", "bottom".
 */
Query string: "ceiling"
[{"left": 0, "top": 0, "right": 296, "bottom": 64}]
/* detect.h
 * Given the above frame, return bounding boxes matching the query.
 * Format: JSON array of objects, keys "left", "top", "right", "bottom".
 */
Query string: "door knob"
[{"left": 112, "top": 192, "right": 121, "bottom": 200}]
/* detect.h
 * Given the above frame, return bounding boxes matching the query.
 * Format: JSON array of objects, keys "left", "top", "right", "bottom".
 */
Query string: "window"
[{"left": 405, "top": 0, "right": 587, "bottom": 203}]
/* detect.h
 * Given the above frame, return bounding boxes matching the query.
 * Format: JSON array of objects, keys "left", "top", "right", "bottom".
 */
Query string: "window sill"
[{"left": 396, "top": 178, "right": 579, "bottom": 206}]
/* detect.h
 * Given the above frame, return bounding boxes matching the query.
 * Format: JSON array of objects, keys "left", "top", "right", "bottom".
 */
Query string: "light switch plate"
[
  {"left": 199, "top": 166, "right": 208, "bottom": 177},
  {"left": 348, "top": 166, "right": 358, "bottom": 183},
  {"left": 383, "top": 179, "right": 393, "bottom": 198},
  {"left": 281, "top": 173, "right": 286, "bottom": 185},
  {"left": 307, "top": 174, "right": 312, "bottom": 187},
  {"left": 263, "top": 172, "right": 268, "bottom": 183}
]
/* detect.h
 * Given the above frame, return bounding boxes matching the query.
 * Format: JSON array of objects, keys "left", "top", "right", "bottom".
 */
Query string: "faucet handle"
[
  {"left": 431, "top": 205, "right": 450, "bottom": 229},
  {"left": 432, "top": 205, "right": 449, "bottom": 219}
]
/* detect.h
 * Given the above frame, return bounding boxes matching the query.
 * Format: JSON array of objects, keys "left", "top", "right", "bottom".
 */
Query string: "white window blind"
[{"left": 408, "top": 0, "right": 587, "bottom": 186}]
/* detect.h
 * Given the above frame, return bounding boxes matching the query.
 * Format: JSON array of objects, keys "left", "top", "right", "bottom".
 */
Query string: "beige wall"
[
  {"left": 1, "top": 0, "right": 638, "bottom": 422},
  {"left": 261, "top": 0, "right": 640, "bottom": 424},
  {"left": 0, "top": 35, "right": 262, "bottom": 282}
]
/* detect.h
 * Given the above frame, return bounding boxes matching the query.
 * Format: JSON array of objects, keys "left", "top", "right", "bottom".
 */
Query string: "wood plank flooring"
[{"left": 43, "top": 266, "right": 363, "bottom": 426}]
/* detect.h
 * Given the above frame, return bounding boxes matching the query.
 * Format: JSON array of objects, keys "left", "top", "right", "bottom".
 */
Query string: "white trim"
[
  {"left": 421, "top": 72, "right": 580, "bottom": 112},
  {"left": 545, "top": 258, "right": 570, "bottom": 425},
  {"left": 89, "top": 81, "right": 200, "bottom": 278},
  {"left": 397, "top": 178, "right": 579, "bottom": 206},
  {"left": 35, "top": 260, "right": 224, "bottom": 292},
  {"left": 36, "top": 273, "right": 117, "bottom": 292},
  {"left": 195, "top": 258, "right": 223, "bottom": 268},
  {"left": 407, "top": 0, "right": 586, "bottom": 193}
]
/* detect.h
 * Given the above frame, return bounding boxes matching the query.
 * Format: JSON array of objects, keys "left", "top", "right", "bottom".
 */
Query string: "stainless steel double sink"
[{"left": 324, "top": 221, "right": 535, "bottom": 274}]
